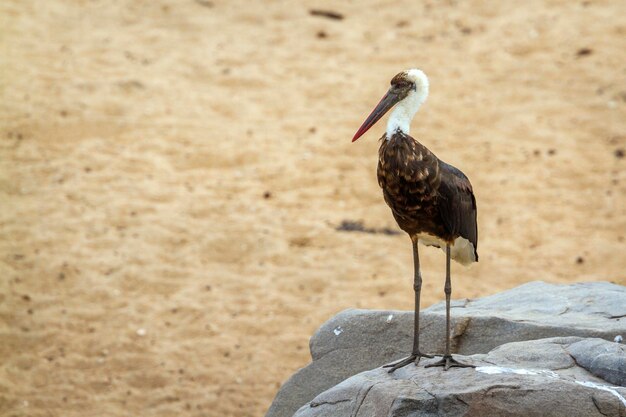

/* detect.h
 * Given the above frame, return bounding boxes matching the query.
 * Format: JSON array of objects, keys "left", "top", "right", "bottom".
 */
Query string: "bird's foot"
[
  {"left": 424, "top": 355, "right": 474, "bottom": 371},
  {"left": 383, "top": 352, "right": 434, "bottom": 373}
]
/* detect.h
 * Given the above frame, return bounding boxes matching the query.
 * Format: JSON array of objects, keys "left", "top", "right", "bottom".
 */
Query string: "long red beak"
[{"left": 352, "top": 90, "right": 400, "bottom": 142}]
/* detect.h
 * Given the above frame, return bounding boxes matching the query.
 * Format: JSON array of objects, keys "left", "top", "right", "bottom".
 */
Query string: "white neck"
[{"left": 386, "top": 74, "right": 429, "bottom": 139}]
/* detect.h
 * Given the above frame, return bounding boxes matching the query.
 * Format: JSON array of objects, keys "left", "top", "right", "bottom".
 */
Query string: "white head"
[{"left": 352, "top": 69, "right": 429, "bottom": 142}]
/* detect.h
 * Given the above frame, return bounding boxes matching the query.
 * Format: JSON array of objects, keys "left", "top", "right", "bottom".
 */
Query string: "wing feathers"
[{"left": 437, "top": 162, "right": 478, "bottom": 260}]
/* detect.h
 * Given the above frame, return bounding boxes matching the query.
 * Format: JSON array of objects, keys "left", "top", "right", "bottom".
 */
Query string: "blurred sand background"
[{"left": 1, "top": 0, "right": 626, "bottom": 416}]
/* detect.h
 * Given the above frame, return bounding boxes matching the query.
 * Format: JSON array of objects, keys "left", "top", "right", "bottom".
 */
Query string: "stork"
[{"left": 352, "top": 69, "right": 478, "bottom": 372}]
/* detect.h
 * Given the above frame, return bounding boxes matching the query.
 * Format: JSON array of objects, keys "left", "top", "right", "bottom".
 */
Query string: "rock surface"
[
  {"left": 266, "top": 281, "right": 626, "bottom": 417},
  {"left": 568, "top": 338, "right": 626, "bottom": 386},
  {"left": 294, "top": 337, "right": 626, "bottom": 417}
]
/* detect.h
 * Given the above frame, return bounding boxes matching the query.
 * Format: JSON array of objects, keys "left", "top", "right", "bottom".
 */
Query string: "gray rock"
[
  {"left": 567, "top": 338, "right": 626, "bottom": 386},
  {"left": 266, "top": 310, "right": 416, "bottom": 417},
  {"left": 266, "top": 282, "right": 626, "bottom": 417},
  {"left": 294, "top": 337, "right": 626, "bottom": 417}
]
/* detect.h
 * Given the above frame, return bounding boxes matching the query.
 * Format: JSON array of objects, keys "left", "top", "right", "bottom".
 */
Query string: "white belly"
[{"left": 416, "top": 233, "right": 477, "bottom": 266}]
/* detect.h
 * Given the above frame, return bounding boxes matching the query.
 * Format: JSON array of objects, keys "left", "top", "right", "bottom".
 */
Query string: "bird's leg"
[
  {"left": 384, "top": 238, "right": 433, "bottom": 373},
  {"left": 425, "top": 244, "right": 474, "bottom": 371}
]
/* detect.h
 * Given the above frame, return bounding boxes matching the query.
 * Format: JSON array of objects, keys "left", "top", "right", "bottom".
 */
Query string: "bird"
[{"left": 352, "top": 69, "right": 478, "bottom": 372}]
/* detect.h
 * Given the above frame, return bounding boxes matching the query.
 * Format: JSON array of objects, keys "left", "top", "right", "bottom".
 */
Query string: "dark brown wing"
[{"left": 437, "top": 161, "right": 478, "bottom": 260}]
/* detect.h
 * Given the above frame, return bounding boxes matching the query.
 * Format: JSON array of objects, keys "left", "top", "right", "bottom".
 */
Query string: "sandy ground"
[{"left": 1, "top": 0, "right": 625, "bottom": 416}]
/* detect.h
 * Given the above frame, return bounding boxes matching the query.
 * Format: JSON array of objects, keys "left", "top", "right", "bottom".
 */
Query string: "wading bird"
[{"left": 352, "top": 69, "right": 478, "bottom": 372}]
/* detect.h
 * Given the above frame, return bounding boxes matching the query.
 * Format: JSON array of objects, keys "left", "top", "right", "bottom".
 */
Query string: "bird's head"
[{"left": 352, "top": 69, "right": 429, "bottom": 142}]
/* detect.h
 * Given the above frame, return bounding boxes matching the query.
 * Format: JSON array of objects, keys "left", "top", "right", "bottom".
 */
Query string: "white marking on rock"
[
  {"left": 477, "top": 366, "right": 626, "bottom": 407},
  {"left": 136, "top": 328, "right": 147, "bottom": 336},
  {"left": 476, "top": 366, "right": 559, "bottom": 379},
  {"left": 387, "top": 314, "right": 394, "bottom": 323},
  {"left": 614, "top": 335, "right": 623, "bottom": 343},
  {"left": 333, "top": 326, "right": 343, "bottom": 336},
  {"left": 575, "top": 381, "right": 626, "bottom": 407}
]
